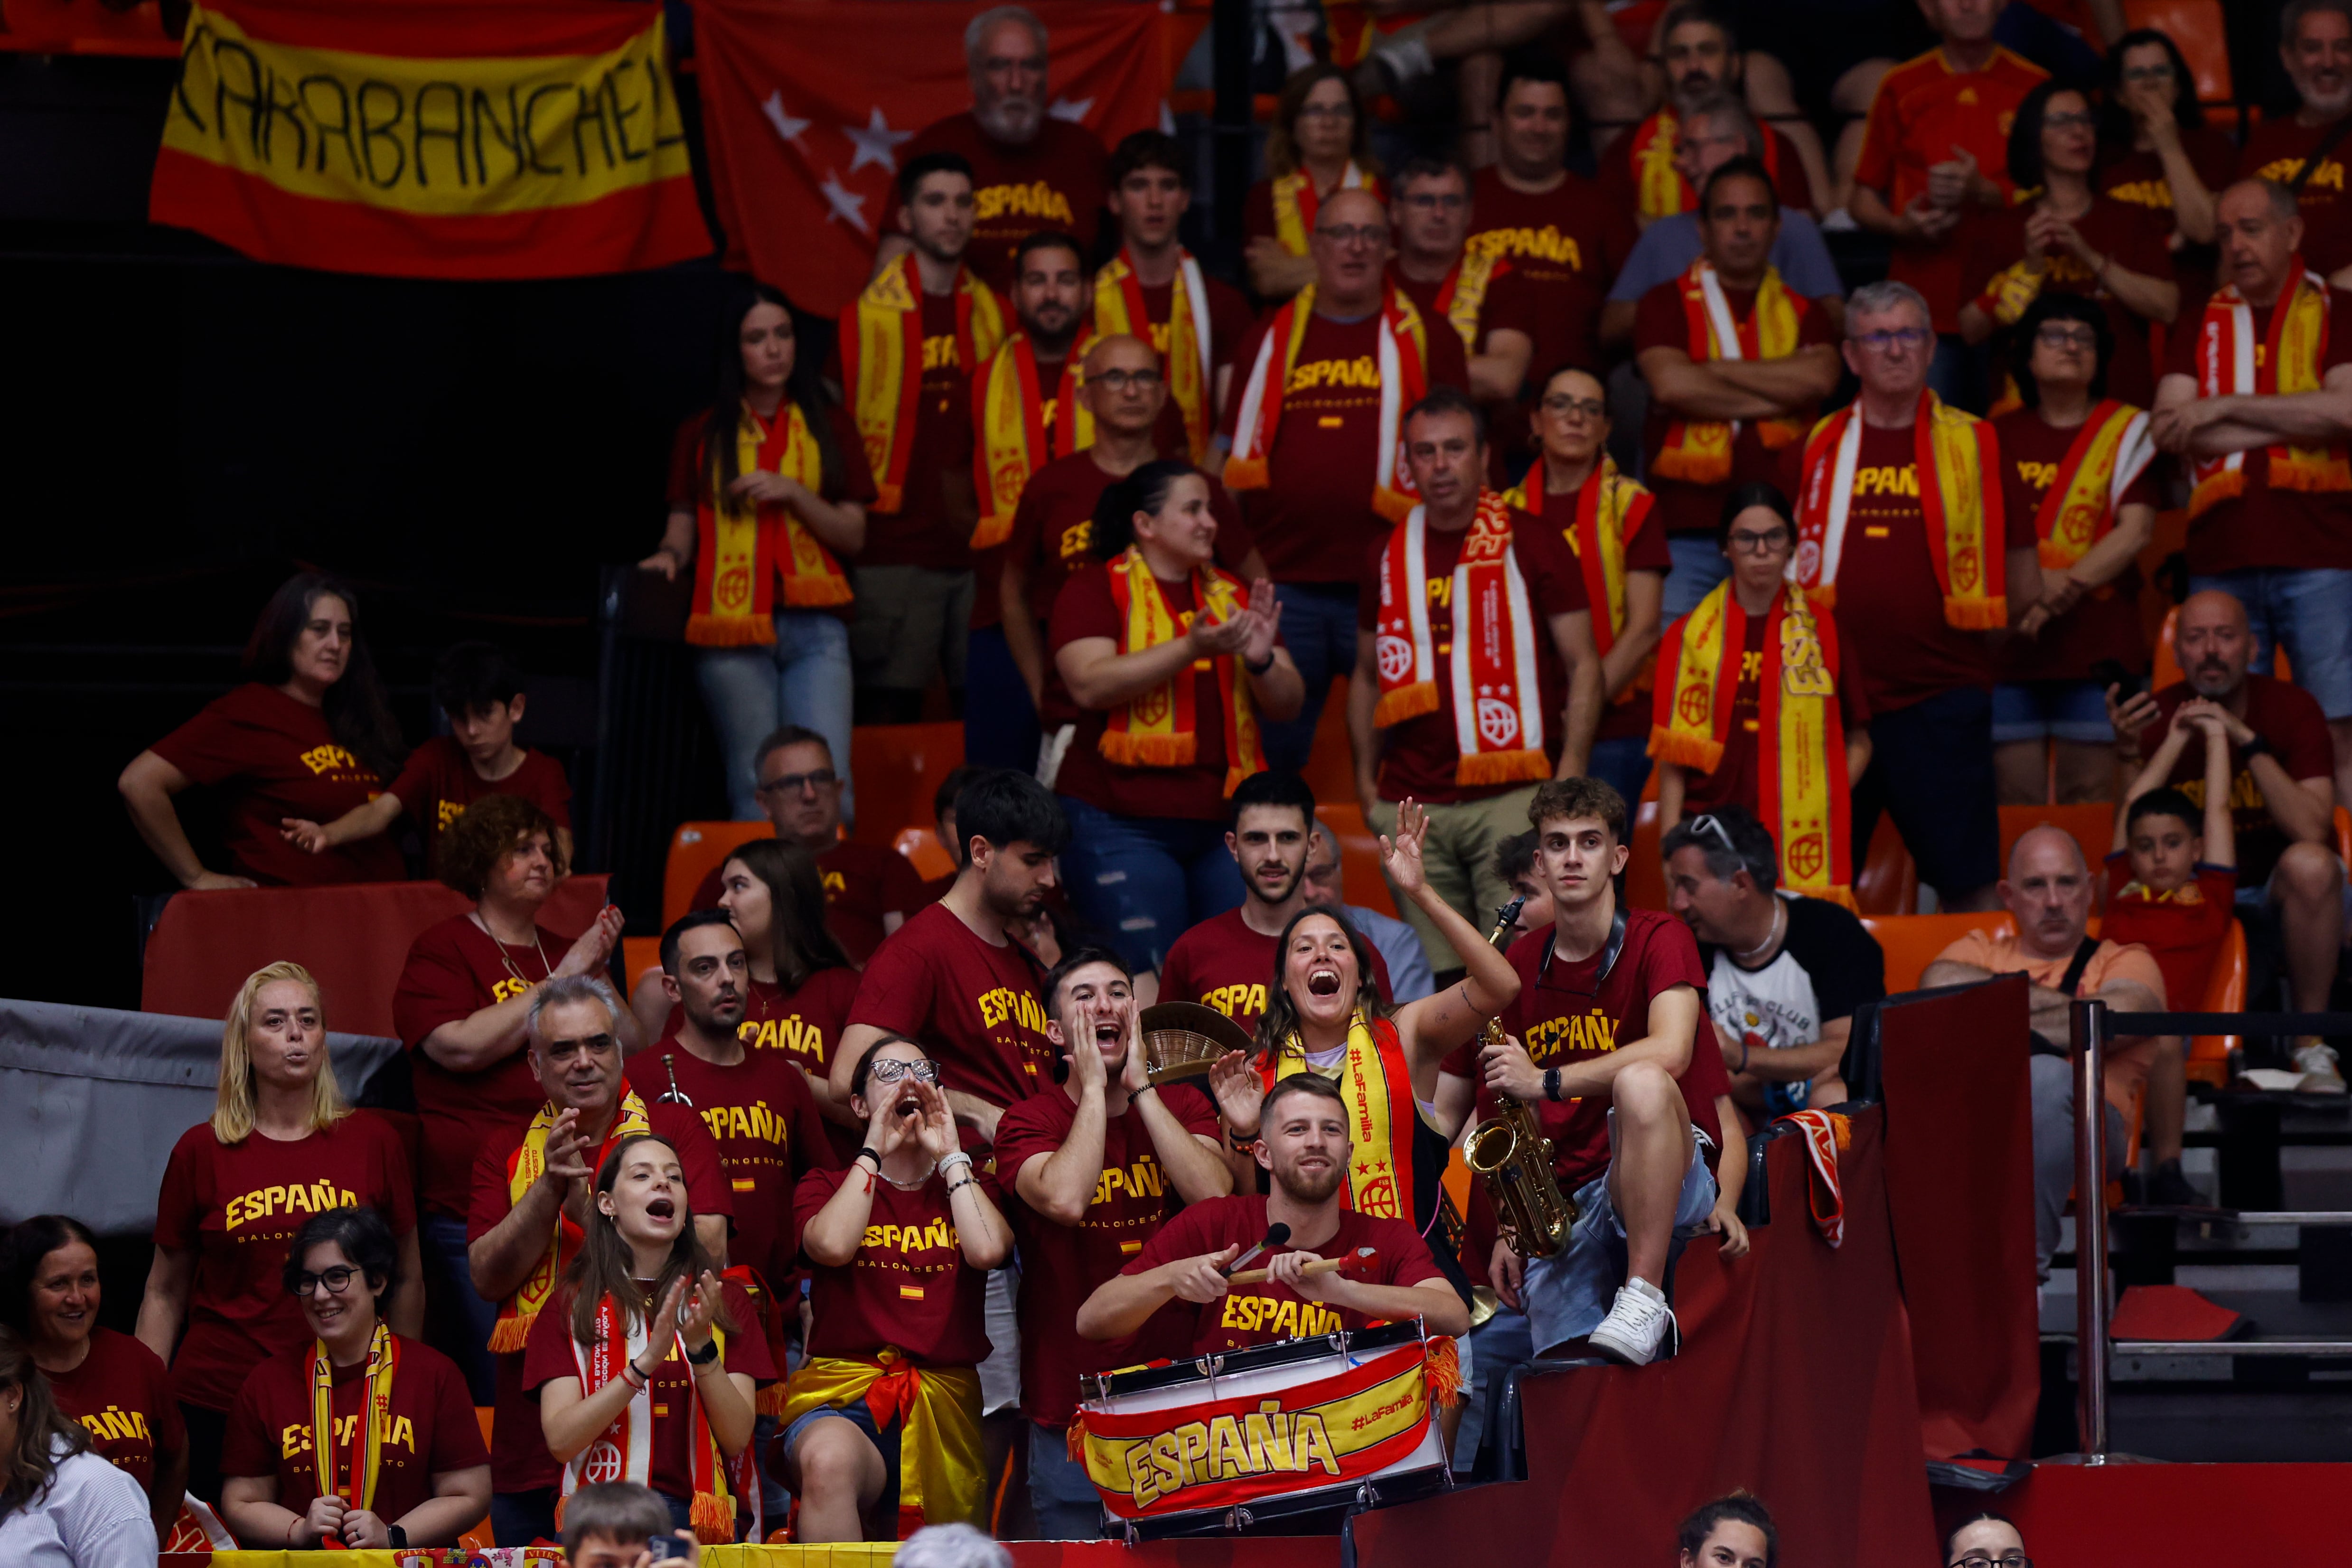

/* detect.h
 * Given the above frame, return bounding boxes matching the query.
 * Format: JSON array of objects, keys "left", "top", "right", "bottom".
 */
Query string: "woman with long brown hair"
[
  {"left": 1243, "top": 64, "right": 1386, "bottom": 302},
  {"left": 119, "top": 571, "right": 408, "bottom": 889},
  {"left": 1205, "top": 803, "right": 1519, "bottom": 1260},
  {"left": 136, "top": 962, "right": 418, "bottom": 1505},
  {"left": 526, "top": 1135, "right": 770, "bottom": 1542},
  {"left": 0, "top": 1326, "right": 158, "bottom": 1564},
  {"left": 0, "top": 1217, "right": 186, "bottom": 1543}
]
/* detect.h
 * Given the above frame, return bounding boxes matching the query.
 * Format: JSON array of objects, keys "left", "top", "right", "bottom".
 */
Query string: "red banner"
[
  {"left": 693, "top": 0, "right": 1176, "bottom": 317},
  {"left": 148, "top": 0, "right": 712, "bottom": 278}
]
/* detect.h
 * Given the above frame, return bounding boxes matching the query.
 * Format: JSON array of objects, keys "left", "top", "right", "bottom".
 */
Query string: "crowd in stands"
[{"left": 34, "top": 0, "right": 2352, "bottom": 1553}]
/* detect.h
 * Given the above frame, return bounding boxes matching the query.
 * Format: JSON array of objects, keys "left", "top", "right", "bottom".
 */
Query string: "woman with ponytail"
[{"left": 526, "top": 1136, "right": 770, "bottom": 1543}]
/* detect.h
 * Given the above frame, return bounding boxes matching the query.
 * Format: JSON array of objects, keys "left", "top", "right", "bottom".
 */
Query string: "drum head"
[{"left": 1138, "top": 1002, "right": 1255, "bottom": 1084}]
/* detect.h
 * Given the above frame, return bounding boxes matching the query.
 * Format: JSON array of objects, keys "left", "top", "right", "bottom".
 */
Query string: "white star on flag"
[
  {"left": 761, "top": 91, "right": 810, "bottom": 145},
  {"left": 843, "top": 106, "right": 914, "bottom": 175},
  {"left": 1049, "top": 96, "right": 1093, "bottom": 122},
  {"left": 820, "top": 168, "right": 870, "bottom": 235}
]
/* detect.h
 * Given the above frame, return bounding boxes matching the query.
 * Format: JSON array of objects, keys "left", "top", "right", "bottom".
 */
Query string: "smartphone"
[
  {"left": 647, "top": 1535, "right": 693, "bottom": 1562},
  {"left": 2090, "top": 658, "right": 2145, "bottom": 702}
]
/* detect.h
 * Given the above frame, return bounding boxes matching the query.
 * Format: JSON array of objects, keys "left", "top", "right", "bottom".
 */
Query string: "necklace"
[
  {"left": 471, "top": 910, "right": 550, "bottom": 989},
  {"left": 881, "top": 1159, "right": 937, "bottom": 1192},
  {"left": 1734, "top": 898, "right": 1785, "bottom": 966}
]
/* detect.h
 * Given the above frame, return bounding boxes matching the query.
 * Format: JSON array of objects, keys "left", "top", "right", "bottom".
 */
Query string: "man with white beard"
[{"left": 882, "top": 5, "right": 1108, "bottom": 293}]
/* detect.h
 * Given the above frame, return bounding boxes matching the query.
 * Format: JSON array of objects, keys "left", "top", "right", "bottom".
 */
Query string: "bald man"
[
  {"left": 2153, "top": 178, "right": 2352, "bottom": 813},
  {"left": 1222, "top": 186, "right": 1472, "bottom": 770},
  {"left": 995, "top": 333, "right": 1268, "bottom": 779},
  {"left": 1922, "top": 826, "right": 2172, "bottom": 1275},
  {"left": 2108, "top": 588, "right": 2346, "bottom": 1092}
]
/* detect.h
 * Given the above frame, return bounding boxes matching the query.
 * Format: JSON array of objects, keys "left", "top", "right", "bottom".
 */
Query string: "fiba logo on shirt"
[
  {"left": 580, "top": 1440, "right": 626, "bottom": 1484},
  {"left": 1475, "top": 693, "right": 1520, "bottom": 748},
  {"left": 714, "top": 562, "right": 754, "bottom": 614},
  {"left": 1375, "top": 634, "right": 1414, "bottom": 684}
]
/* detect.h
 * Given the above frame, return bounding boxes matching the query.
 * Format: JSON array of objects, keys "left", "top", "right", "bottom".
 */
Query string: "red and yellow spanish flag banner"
[
  {"left": 150, "top": 0, "right": 711, "bottom": 278},
  {"left": 1075, "top": 1340, "right": 1437, "bottom": 1520}
]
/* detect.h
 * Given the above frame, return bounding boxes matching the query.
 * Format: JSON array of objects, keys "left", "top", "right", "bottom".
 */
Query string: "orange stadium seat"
[
  {"left": 1856, "top": 814, "right": 1919, "bottom": 916},
  {"left": 2121, "top": 0, "right": 2234, "bottom": 105},
  {"left": 661, "top": 820, "right": 771, "bottom": 930},
  {"left": 847, "top": 722, "right": 965, "bottom": 849},
  {"left": 622, "top": 935, "right": 662, "bottom": 994},
  {"left": 1865, "top": 911, "right": 2018, "bottom": 993},
  {"left": 894, "top": 825, "right": 957, "bottom": 882},
  {"left": 2186, "top": 919, "right": 2248, "bottom": 1088}
]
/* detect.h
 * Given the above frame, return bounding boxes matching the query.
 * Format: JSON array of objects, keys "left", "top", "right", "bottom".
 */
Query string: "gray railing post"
[{"left": 2071, "top": 995, "right": 2111, "bottom": 1462}]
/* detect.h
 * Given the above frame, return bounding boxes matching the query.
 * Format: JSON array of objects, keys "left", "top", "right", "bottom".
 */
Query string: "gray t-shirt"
[{"left": 1607, "top": 208, "right": 1845, "bottom": 303}]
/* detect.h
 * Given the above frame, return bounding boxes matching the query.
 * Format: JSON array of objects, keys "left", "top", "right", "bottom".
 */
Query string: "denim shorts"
[
  {"left": 1991, "top": 679, "right": 2116, "bottom": 745},
  {"left": 1519, "top": 1119, "right": 1717, "bottom": 1356},
  {"left": 2190, "top": 568, "right": 2352, "bottom": 720},
  {"left": 784, "top": 1393, "right": 902, "bottom": 1517}
]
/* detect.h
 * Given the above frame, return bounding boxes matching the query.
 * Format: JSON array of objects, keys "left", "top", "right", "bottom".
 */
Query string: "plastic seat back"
[
  {"left": 661, "top": 820, "right": 774, "bottom": 929},
  {"left": 1862, "top": 911, "right": 2019, "bottom": 994},
  {"left": 2121, "top": 0, "right": 2234, "bottom": 104}
]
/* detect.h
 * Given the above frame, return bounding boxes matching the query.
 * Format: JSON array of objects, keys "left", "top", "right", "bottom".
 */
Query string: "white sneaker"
[
  {"left": 2294, "top": 1040, "right": 2348, "bottom": 1094},
  {"left": 1587, "top": 1277, "right": 1677, "bottom": 1366}
]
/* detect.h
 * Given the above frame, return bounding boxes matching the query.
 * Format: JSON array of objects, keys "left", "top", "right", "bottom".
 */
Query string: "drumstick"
[
  {"left": 1225, "top": 1246, "right": 1376, "bottom": 1286},
  {"left": 1221, "top": 1221, "right": 1291, "bottom": 1277}
]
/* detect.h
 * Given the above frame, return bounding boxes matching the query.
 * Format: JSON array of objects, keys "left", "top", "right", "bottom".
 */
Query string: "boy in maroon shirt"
[
  {"left": 994, "top": 947, "right": 1230, "bottom": 1538},
  {"left": 1081, "top": 1073, "right": 1467, "bottom": 1355},
  {"left": 1461, "top": 777, "right": 1723, "bottom": 1366}
]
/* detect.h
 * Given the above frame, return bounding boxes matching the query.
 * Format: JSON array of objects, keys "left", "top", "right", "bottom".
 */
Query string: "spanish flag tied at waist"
[
  {"left": 150, "top": 0, "right": 711, "bottom": 278},
  {"left": 1072, "top": 1339, "right": 1456, "bottom": 1520},
  {"left": 781, "top": 1351, "right": 985, "bottom": 1536}
]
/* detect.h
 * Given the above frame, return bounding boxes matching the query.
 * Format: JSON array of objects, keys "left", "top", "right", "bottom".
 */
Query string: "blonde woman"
[{"left": 136, "top": 961, "right": 419, "bottom": 1505}]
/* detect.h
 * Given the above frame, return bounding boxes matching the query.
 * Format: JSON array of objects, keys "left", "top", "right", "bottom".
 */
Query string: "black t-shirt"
[{"left": 1697, "top": 895, "right": 1885, "bottom": 1115}]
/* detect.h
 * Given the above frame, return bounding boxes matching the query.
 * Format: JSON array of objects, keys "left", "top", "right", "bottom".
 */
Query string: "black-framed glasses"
[
  {"left": 2121, "top": 63, "right": 2174, "bottom": 82},
  {"left": 2042, "top": 110, "right": 2095, "bottom": 131},
  {"left": 291, "top": 1266, "right": 361, "bottom": 1297},
  {"left": 1314, "top": 224, "right": 1389, "bottom": 247},
  {"left": 1540, "top": 395, "right": 1606, "bottom": 419},
  {"left": 1950, "top": 1556, "right": 2031, "bottom": 1568},
  {"left": 1851, "top": 327, "right": 1931, "bottom": 353},
  {"left": 757, "top": 768, "right": 839, "bottom": 797},
  {"left": 2035, "top": 324, "right": 2098, "bottom": 349},
  {"left": 868, "top": 1058, "right": 942, "bottom": 1086},
  {"left": 1725, "top": 526, "right": 1790, "bottom": 553},
  {"left": 1092, "top": 368, "right": 1162, "bottom": 392}
]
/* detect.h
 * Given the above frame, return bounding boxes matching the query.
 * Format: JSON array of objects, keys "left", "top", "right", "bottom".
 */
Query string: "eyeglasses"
[
  {"left": 1689, "top": 814, "right": 1738, "bottom": 852},
  {"left": 291, "top": 1266, "right": 361, "bottom": 1297},
  {"left": 1725, "top": 526, "right": 1790, "bottom": 553},
  {"left": 1399, "top": 192, "right": 1466, "bottom": 211},
  {"left": 1092, "top": 368, "right": 1162, "bottom": 391},
  {"left": 1850, "top": 326, "right": 1931, "bottom": 353},
  {"left": 1949, "top": 1556, "right": 2032, "bottom": 1568},
  {"left": 1539, "top": 395, "right": 1607, "bottom": 419},
  {"left": 2042, "top": 111, "right": 2095, "bottom": 131},
  {"left": 867, "top": 1058, "right": 942, "bottom": 1086},
  {"left": 1314, "top": 223, "right": 1389, "bottom": 248},
  {"left": 757, "top": 768, "right": 838, "bottom": 797},
  {"left": 2121, "top": 63, "right": 2174, "bottom": 82},
  {"left": 1295, "top": 102, "right": 1354, "bottom": 122},
  {"left": 2035, "top": 324, "right": 2098, "bottom": 349}
]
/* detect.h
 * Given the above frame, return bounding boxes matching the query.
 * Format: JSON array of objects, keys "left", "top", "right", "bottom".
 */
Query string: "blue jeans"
[
  {"left": 1521, "top": 1118, "right": 1716, "bottom": 1355},
  {"left": 1056, "top": 796, "right": 1246, "bottom": 972},
  {"left": 1262, "top": 583, "right": 1359, "bottom": 773},
  {"left": 1452, "top": 1307, "right": 1534, "bottom": 1473},
  {"left": 422, "top": 1213, "right": 497, "bottom": 1404},
  {"left": 1586, "top": 734, "right": 1652, "bottom": 807},
  {"left": 1662, "top": 535, "right": 1730, "bottom": 621},
  {"left": 1028, "top": 1422, "right": 1103, "bottom": 1539},
  {"left": 696, "top": 610, "right": 856, "bottom": 823},
  {"left": 2189, "top": 568, "right": 2352, "bottom": 719},
  {"left": 965, "top": 623, "right": 1042, "bottom": 771}
]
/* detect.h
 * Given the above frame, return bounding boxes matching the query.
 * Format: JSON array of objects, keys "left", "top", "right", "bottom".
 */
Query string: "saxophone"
[{"left": 1463, "top": 898, "right": 1577, "bottom": 1258}]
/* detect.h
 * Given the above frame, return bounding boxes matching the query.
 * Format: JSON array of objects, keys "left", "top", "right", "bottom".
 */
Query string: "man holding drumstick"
[{"left": 1078, "top": 1073, "right": 1471, "bottom": 1352}]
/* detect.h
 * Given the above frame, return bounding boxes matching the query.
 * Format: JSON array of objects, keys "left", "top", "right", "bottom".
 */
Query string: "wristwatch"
[
  {"left": 1244, "top": 648, "right": 1276, "bottom": 676},
  {"left": 2238, "top": 732, "right": 2271, "bottom": 760},
  {"left": 1543, "top": 1067, "right": 1563, "bottom": 1103},
  {"left": 686, "top": 1338, "right": 721, "bottom": 1366},
  {"left": 388, "top": 1526, "right": 409, "bottom": 1549}
]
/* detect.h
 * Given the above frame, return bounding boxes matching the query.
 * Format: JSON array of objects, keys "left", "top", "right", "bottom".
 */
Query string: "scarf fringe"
[
  {"left": 757, "top": 1380, "right": 794, "bottom": 1418},
  {"left": 779, "top": 580, "right": 855, "bottom": 610},
  {"left": 874, "top": 480, "right": 906, "bottom": 513},
  {"left": 1100, "top": 732, "right": 1200, "bottom": 768},
  {"left": 685, "top": 612, "right": 778, "bottom": 648},
  {"left": 1648, "top": 726, "right": 1725, "bottom": 771},
  {"left": 2269, "top": 451, "right": 2352, "bottom": 492},
  {"left": 691, "top": 1489, "right": 735, "bottom": 1545},
  {"left": 1223, "top": 455, "right": 1270, "bottom": 492},
  {"left": 489, "top": 1312, "right": 535, "bottom": 1355},
  {"left": 1455, "top": 749, "right": 1548, "bottom": 787},
  {"left": 1650, "top": 445, "right": 1731, "bottom": 485},
  {"left": 1425, "top": 1335, "right": 1463, "bottom": 1407},
  {"left": 1373, "top": 682, "right": 1441, "bottom": 727},
  {"left": 2185, "top": 470, "right": 2243, "bottom": 519},
  {"left": 1942, "top": 596, "right": 2007, "bottom": 630},
  {"left": 1373, "top": 486, "right": 1416, "bottom": 524}
]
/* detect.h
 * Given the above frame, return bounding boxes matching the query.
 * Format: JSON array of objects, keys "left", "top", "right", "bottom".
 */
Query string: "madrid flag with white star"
[{"left": 694, "top": 0, "right": 1178, "bottom": 315}]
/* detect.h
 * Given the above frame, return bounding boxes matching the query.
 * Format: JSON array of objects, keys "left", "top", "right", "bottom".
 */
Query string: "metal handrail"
[
  {"left": 2110, "top": 1341, "right": 2352, "bottom": 1357},
  {"left": 2070, "top": 998, "right": 2112, "bottom": 1461}
]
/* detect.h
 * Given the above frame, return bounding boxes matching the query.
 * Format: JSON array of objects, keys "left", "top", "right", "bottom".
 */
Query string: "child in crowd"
[
  {"left": 2104, "top": 700, "right": 2235, "bottom": 1207},
  {"left": 282, "top": 641, "right": 573, "bottom": 866}
]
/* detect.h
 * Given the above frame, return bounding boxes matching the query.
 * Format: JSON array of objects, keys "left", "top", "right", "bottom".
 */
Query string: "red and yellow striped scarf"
[
  {"left": 2188, "top": 256, "right": 2351, "bottom": 518},
  {"left": 1425, "top": 251, "right": 1502, "bottom": 355},
  {"left": 1099, "top": 547, "right": 1267, "bottom": 794},
  {"left": 1225, "top": 283, "right": 1429, "bottom": 523},
  {"left": 1371, "top": 491, "right": 1549, "bottom": 787},
  {"left": 841, "top": 254, "right": 1004, "bottom": 514},
  {"left": 1651, "top": 258, "right": 1807, "bottom": 485},
  {"left": 972, "top": 329, "right": 1092, "bottom": 549},
  {"left": 688, "top": 400, "right": 851, "bottom": 647},
  {"left": 1792, "top": 392, "right": 2006, "bottom": 627},
  {"left": 1094, "top": 247, "right": 1213, "bottom": 464},
  {"left": 2033, "top": 400, "right": 2154, "bottom": 568},
  {"left": 1650, "top": 579, "right": 1855, "bottom": 908},
  {"left": 1625, "top": 107, "right": 1787, "bottom": 221},
  {"left": 1266, "top": 1013, "right": 1422, "bottom": 1221},
  {"left": 564, "top": 1290, "right": 741, "bottom": 1544},
  {"left": 489, "top": 1093, "right": 653, "bottom": 1353},
  {"left": 1270, "top": 160, "right": 1378, "bottom": 254},
  {"left": 309, "top": 1324, "right": 397, "bottom": 1531}
]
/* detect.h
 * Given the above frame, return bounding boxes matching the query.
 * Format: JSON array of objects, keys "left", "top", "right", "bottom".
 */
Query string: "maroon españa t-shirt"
[
  {"left": 1990, "top": 407, "right": 2156, "bottom": 683},
  {"left": 846, "top": 901, "right": 1054, "bottom": 1115},
  {"left": 221, "top": 1334, "right": 487, "bottom": 1521},
  {"left": 46, "top": 1329, "right": 183, "bottom": 1498},
  {"left": 2137, "top": 676, "right": 2335, "bottom": 886},
  {"left": 791, "top": 1164, "right": 1004, "bottom": 1366},
  {"left": 896, "top": 112, "right": 1108, "bottom": 294}
]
